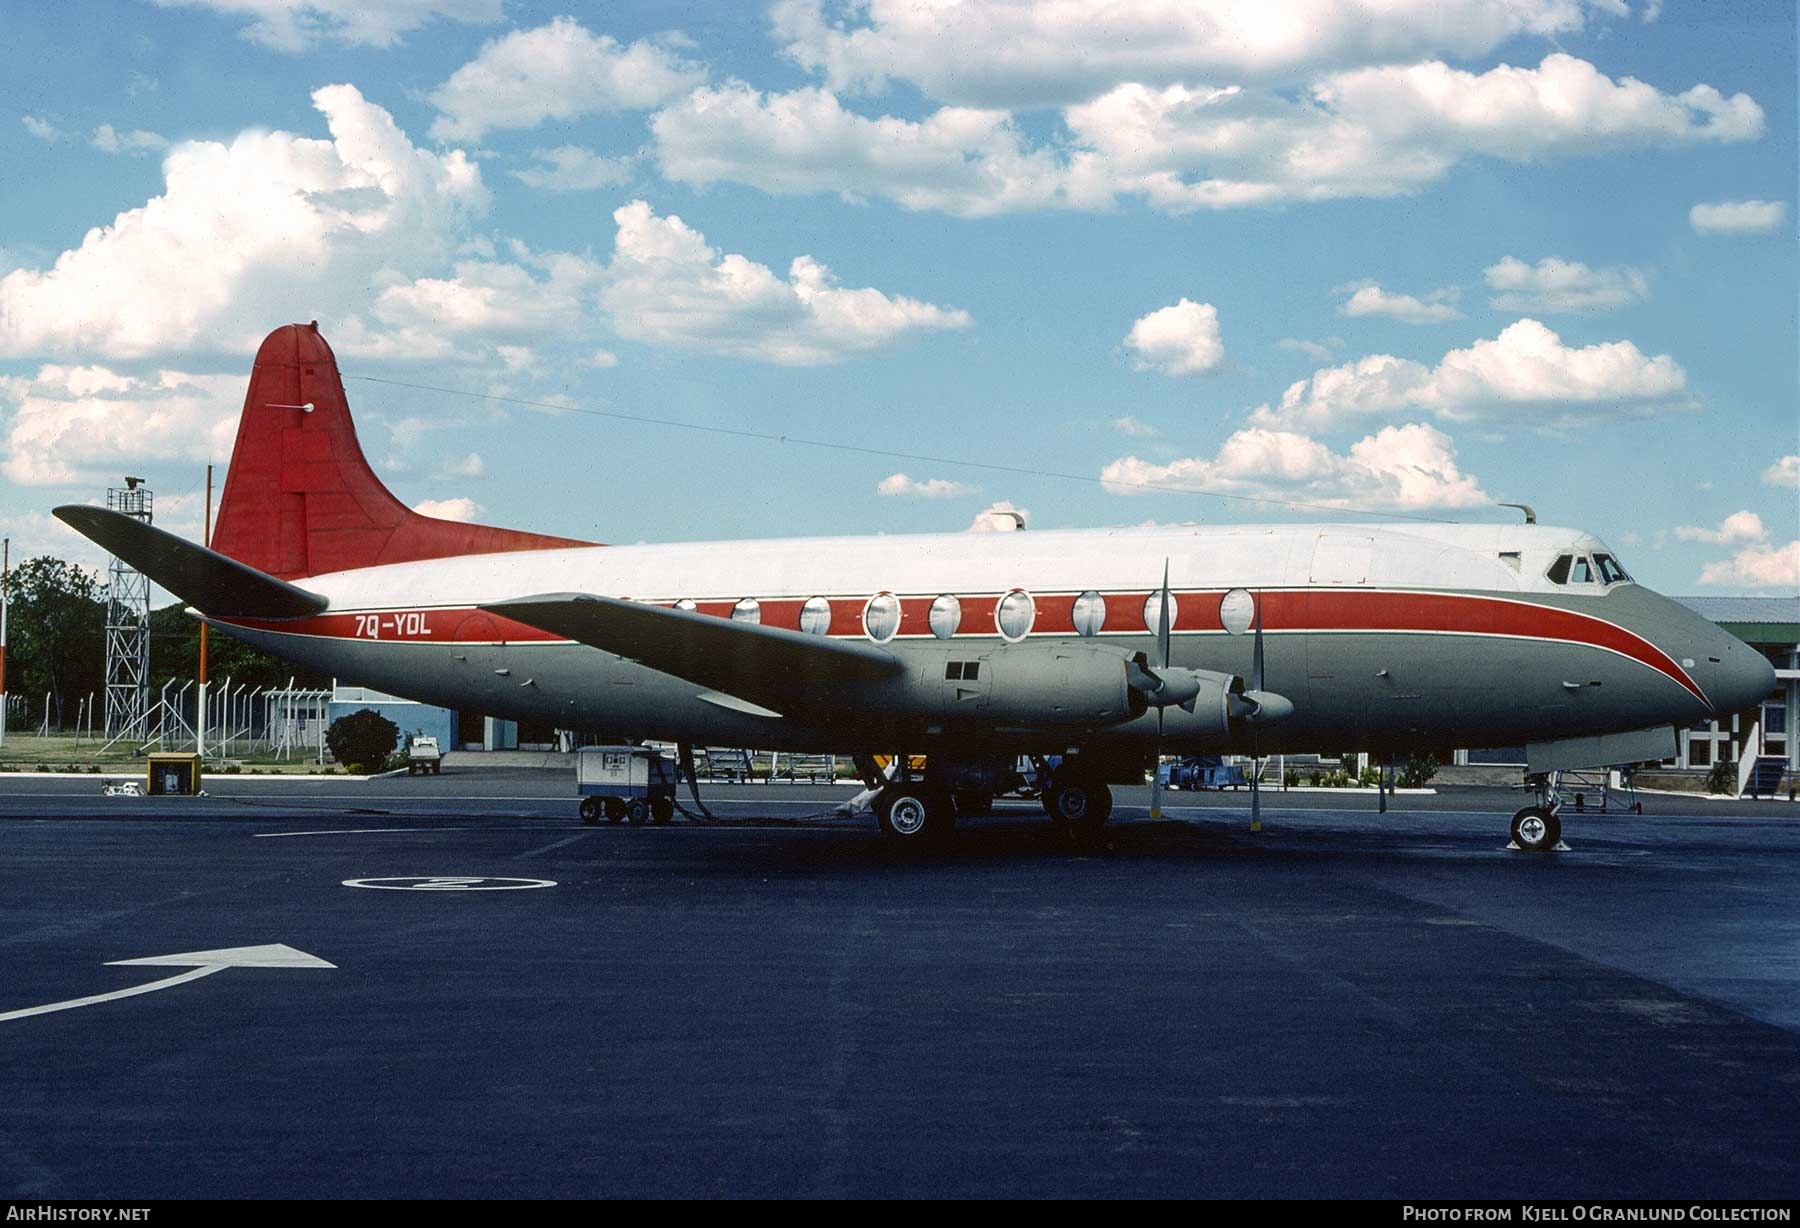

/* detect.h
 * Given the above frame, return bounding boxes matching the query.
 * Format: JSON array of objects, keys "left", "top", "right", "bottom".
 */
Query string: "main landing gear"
[{"left": 1040, "top": 770, "right": 1113, "bottom": 844}]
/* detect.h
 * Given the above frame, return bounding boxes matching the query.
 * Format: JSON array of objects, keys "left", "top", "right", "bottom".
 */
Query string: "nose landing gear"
[{"left": 1509, "top": 805, "right": 1561, "bottom": 852}]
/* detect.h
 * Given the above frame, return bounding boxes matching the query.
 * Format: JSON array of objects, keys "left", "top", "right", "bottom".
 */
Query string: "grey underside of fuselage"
[{"left": 213, "top": 619, "right": 1703, "bottom": 756}]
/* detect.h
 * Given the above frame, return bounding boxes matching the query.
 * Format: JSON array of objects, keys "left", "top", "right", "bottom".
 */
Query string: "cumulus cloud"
[
  {"left": 1484, "top": 256, "right": 1650, "bottom": 312},
  {"left": 1689, "top": 199, "right": 1786, "bottom": 235},
  {"left": 428, "top": 18, "right": 705, "bottom": 141},
  {"left": 1110, "top": 416, "right": 1158, "bottom": 438},
  {"left": 1101, "top": 422, "right": 1489, "bottom": 511},
  {"left": 597, "top": 200, "right": 970, "bottom": 365},
  {"left": 652, "top": 53, "right": 1759, "bottom": 216},
  {"left": 877, "top": 473, "right": 977, "bottom": 498},
  {"left": 1338, "top": 282, "right": 1461, "bottom": 323},
  {"left": 90, "top": 125, "right": 169, "bottom": 155},
  {"left": 652, "top": 84, "right": 1077, "bottom": 218},
  {"left": 0, "top": 364, "right": 241, "bottom": 485},
  {"left": 509, "top": 146, "right": 636, "bottom": 192},
  {"left": 149, "top": 0, "right": 500, "bottom": 52},
  {"left": 436, "top": 452, "right": 486, "bottom": 479},
  {"left": 1279, "top": 336, "right": 1339, "bottom": 360},
  {"left": 1763, "top": 455, "right": 1799, "bottom": 488},
  {"left": 410, "top": 497, "right": 485, "bottom": 522},
  {"left": 0, "top": 84, "right": 487, "bottom": 361},
  {"left": 350, "top": 247, "right": 604, "bottom": 361},
  {"left": 771, "top": 0, "right": 1626, "bottom": 107},
  {"left": 1674, "top": 511, "right": 1768, "bottom": 545},
  {"left": 1251, "top": 319, "right": 1688, "bottom": 431},
  {"left": 1123, "top": 299, "right": 1225, "bottom": 375},
  {"left": 1064, "top": 54, "right": 1761, "bottom": 212},
  {"left": 1698, "top": 541, "right": 1800, "bottom": 590},
  {"left": 22, "top": 115, "right": 65, "bottom": 142}
]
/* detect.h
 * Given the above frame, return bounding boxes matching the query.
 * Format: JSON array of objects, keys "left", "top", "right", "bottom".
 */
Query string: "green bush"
[
  {"left": 325, "top": 708, "right": 400, "bottom": 774},
  {"left": 1397, "top": 751, "right": 1442, "bottom": 789},
  {"left": 1704, "top": 761, "right": 1736, "bottom": 795}
]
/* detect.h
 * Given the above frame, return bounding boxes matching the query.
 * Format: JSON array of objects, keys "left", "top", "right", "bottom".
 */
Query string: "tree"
[
  {"left": 5, "top": 556, "right": 104, "bottom": 729},
  {"left": 326, "top": 708, "right": 400, "bottom": 773}
]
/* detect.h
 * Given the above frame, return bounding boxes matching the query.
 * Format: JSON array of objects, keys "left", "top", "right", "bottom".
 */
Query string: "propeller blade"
[
  {"left": 1251, "top": 589, "right": 1265, "bottom": 694},
  {"left": 1250, "top": 745, "right": 1262, "bottom": 833},
  {"left": 1156, "top": 559, "right": 1172, "bottom": 670},
  {"left": 1150, "top": 707, "right": 1164, "bottom": 819}
]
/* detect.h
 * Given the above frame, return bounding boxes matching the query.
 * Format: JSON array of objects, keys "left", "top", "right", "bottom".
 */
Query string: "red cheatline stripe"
[{"left": 218, "top": 588, "right": 1705, "bottom": 705}]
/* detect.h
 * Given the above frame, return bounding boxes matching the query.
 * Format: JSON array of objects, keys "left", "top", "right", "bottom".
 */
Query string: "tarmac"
[{"left": 1, "top": 770, "right": 1797, "bottom": 1198}]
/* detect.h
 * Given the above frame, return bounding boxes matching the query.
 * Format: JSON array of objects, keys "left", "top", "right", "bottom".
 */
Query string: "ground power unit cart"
[{"left": 577, "top": 745, "right": 677, "bottom": 825}]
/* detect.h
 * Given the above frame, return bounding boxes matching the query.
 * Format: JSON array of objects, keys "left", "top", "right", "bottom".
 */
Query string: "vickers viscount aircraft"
[{"left": 55, "top": 323, "right": 1774, "bottom": 849}]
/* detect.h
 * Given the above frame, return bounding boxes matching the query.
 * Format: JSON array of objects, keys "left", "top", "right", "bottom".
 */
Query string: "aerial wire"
[{"left": 344, "top": 373, "right": 1460, "bottom": 525}]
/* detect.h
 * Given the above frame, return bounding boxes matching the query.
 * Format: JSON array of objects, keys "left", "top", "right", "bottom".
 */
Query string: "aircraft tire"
[
  {"left": 651, "top": 796, "right": 674, "bottom": 824},
  {"left": 1049, "top": 779, "right": 1113, "bottom": 843},
  {"left": 579, "top": 797, "right": 600, "bottom": 825},
  {"left": 1510, "top": 806, "right": 1560, "bottom": 852},
  {"left": 876, "top": 783, "right": 953, "bottom": 843}
]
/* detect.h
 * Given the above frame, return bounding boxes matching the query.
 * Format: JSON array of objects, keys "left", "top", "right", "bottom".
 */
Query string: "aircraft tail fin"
[{"left": 209, "top": 321, "right": 594, "bottom": 579}]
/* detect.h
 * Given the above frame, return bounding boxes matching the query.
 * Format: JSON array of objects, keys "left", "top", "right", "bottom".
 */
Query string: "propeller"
[
  {"left": 1249, "top": 594, "right": 1264, "bottom": 832},
  {"left": 1150, "top": 561, "right": 1171, "bottom": 819}
]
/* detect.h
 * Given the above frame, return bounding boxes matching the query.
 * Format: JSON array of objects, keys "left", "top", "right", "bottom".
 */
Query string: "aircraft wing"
[
  {"left": 53, "top": 506, "right": 329, "bottom": 619},
  {"left": 483, "top": 593, "right": 903, "bottom": 717}
]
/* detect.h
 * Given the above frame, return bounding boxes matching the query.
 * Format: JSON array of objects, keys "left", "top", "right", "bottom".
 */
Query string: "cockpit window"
[
  {"left": 1546, "top": 555, "right": 1572, "bottom": 585},
  {"left": 1594, "top": 553, "right": 1631, "bottom": 584},
  {"left": 1569, "top": 556, "right": 1594, "bottom": 584}
]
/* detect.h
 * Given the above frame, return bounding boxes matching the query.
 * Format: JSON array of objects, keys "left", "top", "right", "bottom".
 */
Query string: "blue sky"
[{"left": 1, "top": 0, "right": 1794, "bottom": 594}]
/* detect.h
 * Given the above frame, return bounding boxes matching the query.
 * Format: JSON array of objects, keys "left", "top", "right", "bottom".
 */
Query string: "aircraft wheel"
[
  {"left": 604, "top": 798, "right": 627, "bottom": 824},
  {"left": 626, "top": 798, "right": 651, "bottom": 825},
  {"left": 651, "top": 796, "right": 674, "bottom": 824},
  {"left": 1510, "top": 806, "right": 1560, "bottom": 852},
  {"left": 1049, "top": 778, "right": 1113, "bottom": 843},
  {"left": 579, "top": 797, "right": 600, "bottom": 825},
  {"left": 876, "top": 783, "right": 952, "bottom": 843}
]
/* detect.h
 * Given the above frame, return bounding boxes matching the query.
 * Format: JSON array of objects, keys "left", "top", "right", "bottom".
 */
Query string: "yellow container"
[{"left": 146, "top": 752, "right": 202, "bottom": 796}]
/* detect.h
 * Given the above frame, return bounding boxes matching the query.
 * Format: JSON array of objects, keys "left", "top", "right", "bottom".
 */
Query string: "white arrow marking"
[{"left": 0, "top": 944, "right": 334, "bottom": 1024}]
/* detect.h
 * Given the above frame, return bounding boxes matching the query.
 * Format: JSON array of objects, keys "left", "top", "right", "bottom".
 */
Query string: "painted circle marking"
[{"left": 342, "top": 876, "right": 557, "bottom": 891}]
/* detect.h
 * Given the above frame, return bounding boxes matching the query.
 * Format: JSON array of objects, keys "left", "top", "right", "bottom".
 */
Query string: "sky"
[{"left": 0, "top": 0, "right": 1794, "bottom": 597}]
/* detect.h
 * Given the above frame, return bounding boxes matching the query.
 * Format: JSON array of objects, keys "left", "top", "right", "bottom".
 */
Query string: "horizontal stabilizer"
[
  {"left": 53, "top": 506, "right": 329, "bottom": 619},
  {"left": 483, "top": 593, "right": 903, "bottom": 717}
]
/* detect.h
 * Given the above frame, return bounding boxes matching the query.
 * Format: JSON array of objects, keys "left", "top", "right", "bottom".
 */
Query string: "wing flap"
[
  {"left": 53, "top": 506, "right": 329, "bottom": 619},
  {"left": 482, "top": 593, "right": 903, "bottom": 715}
]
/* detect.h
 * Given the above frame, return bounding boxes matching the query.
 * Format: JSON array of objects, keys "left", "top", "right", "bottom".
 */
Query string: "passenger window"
[
  {"left": 1570, "top": 556, "right": 1594, "bottom": 584},
  {"left": 1546, "top": 555, "right": 1572, "bottom": 585},
  {"left": 964, "top": 662, "right": 979, "bottom": 680},
  {"left": 863, "top": 593, "right": 901, "bottom": 643},
  {"left": 799, "top": 596, "right": 831, "bottom": 635},
  {"left": 945, "top": 662, "right": 963, "bottom": 680},
  {"left": 1071, "top": 590, "right": 1106, "bottom": 637},
  {"left": 928, "top": 594, "right": 961, "bottom": 640},
  {"left": 996, "top": 590, "right": 1035, "bottom": 641}
]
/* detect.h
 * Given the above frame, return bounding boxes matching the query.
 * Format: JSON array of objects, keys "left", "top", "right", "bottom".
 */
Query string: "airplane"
[{"left": 55, "top": 321, "right": 1776, "bottom": 850}]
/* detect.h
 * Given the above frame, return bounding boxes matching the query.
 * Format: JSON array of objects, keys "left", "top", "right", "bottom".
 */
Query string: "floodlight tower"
[{"left": 103, "top": 478, "right": 153, "bottom": 738}]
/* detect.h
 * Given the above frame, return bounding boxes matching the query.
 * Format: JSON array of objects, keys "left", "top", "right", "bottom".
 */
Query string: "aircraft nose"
[{"left": 1707, "top": 638, "right": 1777, "bottom": 718}]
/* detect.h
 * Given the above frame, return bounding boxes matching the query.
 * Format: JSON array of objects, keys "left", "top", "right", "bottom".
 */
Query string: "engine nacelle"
[
  {"left": 977, "top": 644, "right": 1148, "bottom": 730},
  {"left": 1144, "top": 667, "right": 1239, "bottom": 739}
]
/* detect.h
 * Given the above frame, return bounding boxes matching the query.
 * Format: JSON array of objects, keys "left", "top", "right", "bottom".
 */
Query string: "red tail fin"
[{"left": 210, "top": 322, "right": 594, "bottom": 579}]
